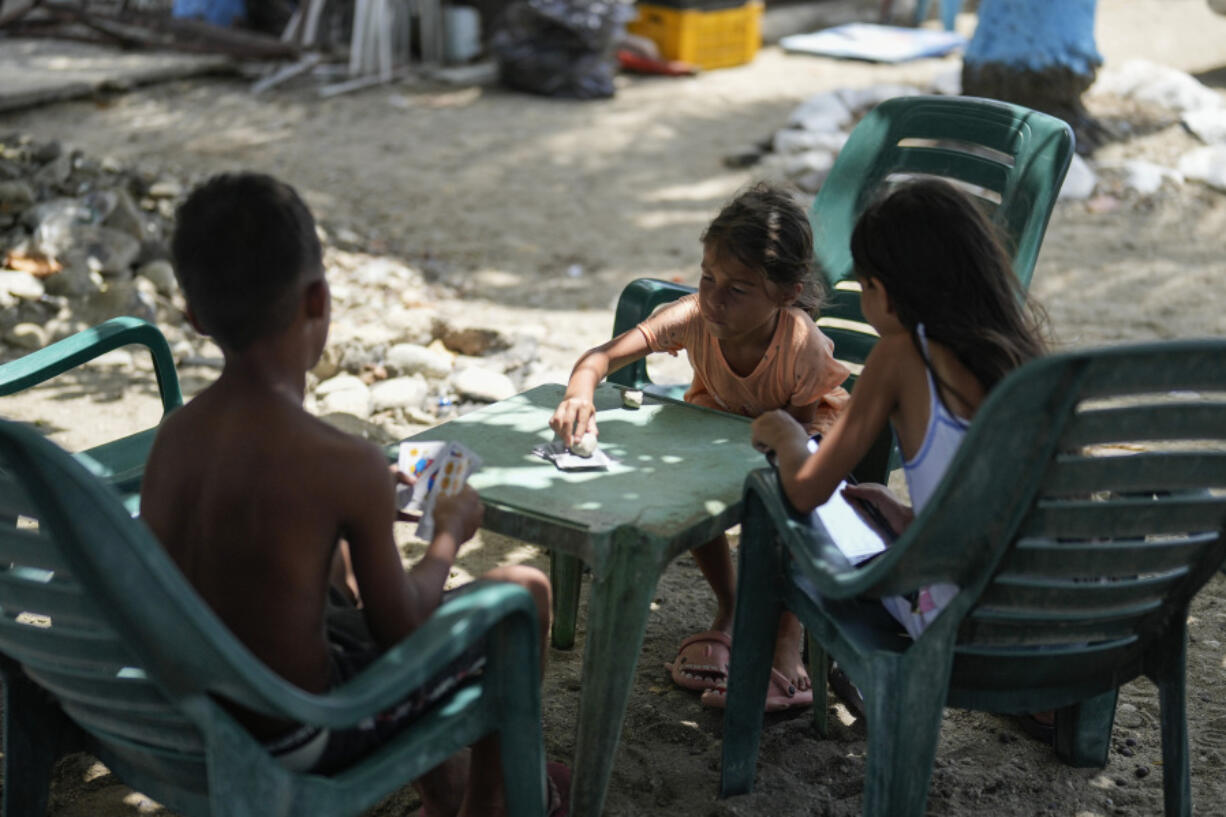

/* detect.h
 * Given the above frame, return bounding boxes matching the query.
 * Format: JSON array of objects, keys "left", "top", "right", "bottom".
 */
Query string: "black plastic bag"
[{"left": 491, "top": 0, "right": 634, "bottom": 100}]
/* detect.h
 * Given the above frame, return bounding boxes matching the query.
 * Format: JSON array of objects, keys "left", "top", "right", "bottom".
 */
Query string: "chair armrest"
[
  {"left": 0, "top": 317, "right": 183, "bottom": 416},
  {"left": 607, "top": 278, "right": 695, "bottom": 390},
  {"left": 742, "top": 468, "right": 921, "bottom": 601},
  {"left": 261, "top": 582, "right": 539, "bottom": 729}
]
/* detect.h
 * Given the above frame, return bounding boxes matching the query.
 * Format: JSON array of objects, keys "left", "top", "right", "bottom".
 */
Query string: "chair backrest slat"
[
  {"left": 1003, "top": 533, "right": 1215, "bottom": 577},
  {"left": 0, "top": 523, "right": 69, "bottom": 574},
  {"left": 963, "top": 612, "right": 1150, "bottom": 647},
  {"left": 1043, "top": 452, "right": 1226, "bottom": 496},
  {"left": 0, "top": 614, "right": 135, "bottom": 672},
  {"left": 1021, "top": 495, "right": 1226, "bottom": 540},
  {"left": 0, "top": 568, "right": 104, "bottom": 629},
  {"left": 25, "top": 663, "right": 186, "bottom": 718},
  {"left": 56, "top": 695, "right": 204, "bottom": 753},
  {"left": 978, "top": 569, "right": 1187, "bottom": 614},
  {"left": 1061, "top": 402, "right": 1226, "bottom": 448}
]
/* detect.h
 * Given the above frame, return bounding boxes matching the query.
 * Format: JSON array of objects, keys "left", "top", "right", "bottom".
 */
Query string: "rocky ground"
[{"left": 3, "top": 0, "right": 1226, "bottom": 815}]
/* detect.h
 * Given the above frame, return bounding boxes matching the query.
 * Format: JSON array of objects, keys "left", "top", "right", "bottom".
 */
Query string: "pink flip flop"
[
  {"left": 699, "top": 668, "right": 814, "bottom": 712},
  {"left": 546, "top": 761, "right": 571, "bottom": 817},
  {"left": 665, "top": 629, "right": 732, "bottom": 691}
]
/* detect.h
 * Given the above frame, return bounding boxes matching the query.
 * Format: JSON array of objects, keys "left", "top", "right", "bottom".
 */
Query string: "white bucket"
[{"left": 444, "top": 5, "right": 482, "bottom": 63}]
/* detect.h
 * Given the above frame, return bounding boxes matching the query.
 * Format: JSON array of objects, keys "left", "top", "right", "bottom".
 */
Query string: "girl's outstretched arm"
[
  {"left": 550, "top": 327, "right": 652, "bottom": 447},
  {"left": 752, "top": 337, "right": 905, "bottom": 513}
]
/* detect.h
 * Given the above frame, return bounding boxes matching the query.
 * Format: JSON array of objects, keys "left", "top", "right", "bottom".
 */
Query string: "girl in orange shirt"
[{"left": 551, "top": 183, "right": 848, "bottom": 710}]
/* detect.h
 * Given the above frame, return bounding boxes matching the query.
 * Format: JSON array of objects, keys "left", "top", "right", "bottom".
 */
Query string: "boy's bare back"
[{"left": 141, "top": 375, "right": 398, "bottom": 703}]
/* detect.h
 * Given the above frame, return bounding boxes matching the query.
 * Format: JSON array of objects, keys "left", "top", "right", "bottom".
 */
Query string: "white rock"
[
  {"left": 772, "top": 128, "right": 849, "bottom": 155},
  {"left": 386, "top": 342, "right": 453, "bottom": 379},
  {"left": 787, "top": 91, "right": 852, "bottom": 133},
  {"left": 836, "top": 83, "right": 922, "bottom": 114},
  {"left": 784, "top": 150, "right": 837, "bottom": 193},
  {"left": 370, "top": 375, "right": 429, "bottom": 412},
  {"left": 1120, "top": 160, "right": 1182, "bottom": 196},
  {"left": 1058, "top": 154, "right": 1098, "bottom": 200},
  {"left": 387, "top": 307, "right": 438, "bottom": 344},
  {"left": 1183, "top": 107, "right": 1226, "bottom": 145},
  {"left": 0, "top": 270, "right": 45, "bottom": 301},
  {"left": 353, "top": 256, "right": 420, "bottom": 288},
  {"left": 5, "top": 322, "right": 47, "bottom": 350},
  {"left": 315, "top": 373, "right": 369, "bottom": 397},
  {"left": 452, "top": 366, "right": 516, "bottom": 402},
  {"left": 570, "top": 432, "right": 598, "bottom": 457},
  {"left": 928, "top": 68, "right": 962, "bottom": 97},
  {"left": 319, "top": 387, "right": 373, "bottom": 420},
  {"left": 1092, "top": 59, "right": 1223, "bottom": 113},
  {"left": 148, "top": 178, "right": 184, "bottom": 199},
  {"left": 137, "top": 259, "right": 177, "bottom": 295},
  {"left": 1177, "top": 145, "right": 1226, "bottom": 192}
]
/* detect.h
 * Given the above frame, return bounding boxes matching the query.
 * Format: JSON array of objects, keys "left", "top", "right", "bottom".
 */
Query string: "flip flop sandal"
[
  {"left": 665, "top": 629, "right": 732, "bottom": 691},
  {"left": 546, "top": 761, "right": 571, "bottom": 817},
  {"left": 699, "top": 668, "right": 814, "bottom": 712}
]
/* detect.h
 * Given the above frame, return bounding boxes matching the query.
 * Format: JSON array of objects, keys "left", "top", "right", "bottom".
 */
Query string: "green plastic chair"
[
  {"left": 718, "top": 339, "right": 1226, "bottom": 817},
  {"left": 0, "top": 418, "right": 547, "bottom": 817},
  {"left": 0, "top": 317, "right": 183, "bottom": 515}
]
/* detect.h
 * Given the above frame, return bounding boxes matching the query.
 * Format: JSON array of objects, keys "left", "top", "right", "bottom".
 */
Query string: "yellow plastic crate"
[{"left": 627, "top": 1, "right": 763, "bottom": 71}]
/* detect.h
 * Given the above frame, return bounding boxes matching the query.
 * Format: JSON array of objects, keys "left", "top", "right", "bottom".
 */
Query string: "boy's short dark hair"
[{"left": 172, "top": 172, "right": 323, "bottom": 350}]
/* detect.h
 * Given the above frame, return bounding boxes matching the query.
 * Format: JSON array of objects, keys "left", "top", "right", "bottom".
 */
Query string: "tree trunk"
[{"left": 962, "top": 0, "right": 1105, "bottom": 151}]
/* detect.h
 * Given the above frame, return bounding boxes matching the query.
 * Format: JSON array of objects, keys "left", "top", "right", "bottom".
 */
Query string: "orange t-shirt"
[{"left": 636, "top": 294, "right": 850, "bottom": 435}]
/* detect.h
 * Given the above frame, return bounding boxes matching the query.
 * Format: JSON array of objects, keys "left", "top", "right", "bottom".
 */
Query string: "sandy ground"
[{"left": 4, "top": 0, "right": 1226, "bottom": 815}]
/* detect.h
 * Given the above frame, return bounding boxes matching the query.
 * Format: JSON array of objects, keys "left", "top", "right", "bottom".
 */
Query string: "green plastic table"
[{"left": 400, "top": 382, "right": 763, "bottom": 817}]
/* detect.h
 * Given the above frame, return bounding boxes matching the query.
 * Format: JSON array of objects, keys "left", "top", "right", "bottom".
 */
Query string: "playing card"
[
  {"left": 532, "top": 439, "right": 613, "bottom": 471},
  {"left": 397, "top": 441, "right": 447, "bottom": 515},
  {"left": 398, "top": 440, "right": 483, "bottom": 540}
]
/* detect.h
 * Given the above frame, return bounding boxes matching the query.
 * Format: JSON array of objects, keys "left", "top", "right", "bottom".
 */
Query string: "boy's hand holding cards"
[{"left": 397, "top": 441, "right": 483, "bottom": 540}]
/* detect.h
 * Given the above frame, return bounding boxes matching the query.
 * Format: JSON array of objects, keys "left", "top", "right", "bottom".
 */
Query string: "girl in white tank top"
[{"left": 750, "top": 178, "right": 1048, "bottom": 640}]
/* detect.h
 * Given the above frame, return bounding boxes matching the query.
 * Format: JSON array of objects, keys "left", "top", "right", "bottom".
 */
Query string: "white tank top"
[
  {"left": 882, "top": 323, "right": 969, "bottom": 639},
  {"left": 902, "top": 323, "right": 971, "bottom": 512}
]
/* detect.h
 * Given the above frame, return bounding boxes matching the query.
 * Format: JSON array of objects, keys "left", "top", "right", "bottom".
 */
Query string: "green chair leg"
[
  {"left": 720, "top": 495, "right": 786, "bottom": 797},
  {"left": 1054, "top": 688, "right": 1119, "bottom": 768},
  {"left": 861, "top": 656, "right": 949, "bottom": 817},
  {"left": 806, "top": 633, "right": 830, "bottom": 737},
  {"left": 1155, "top": 628, "right": 1192, "bottom": 817},
  {"left": 1, "top": 660, "right": 80, "bottom": 817},
  {"left": 549, "top": 551, "right": 583, "bottom": 649}
]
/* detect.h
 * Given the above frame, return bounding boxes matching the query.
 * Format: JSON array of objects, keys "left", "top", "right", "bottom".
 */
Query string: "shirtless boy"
[{"left": 141, "top": 172, "right": 561, "bottom": 817}]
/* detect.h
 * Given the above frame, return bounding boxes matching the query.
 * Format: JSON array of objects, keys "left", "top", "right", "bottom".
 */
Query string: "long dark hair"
[
  {"left": 702, "top": 182, "right": 826, "bottom": 314},
  {"left": 850, "top": 177, "right": 1047, "bottom": 394}
]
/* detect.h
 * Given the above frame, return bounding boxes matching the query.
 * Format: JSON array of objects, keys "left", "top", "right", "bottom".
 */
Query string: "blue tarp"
[{"left": 172, "top": 0, "right": 246, "bottom": 27}]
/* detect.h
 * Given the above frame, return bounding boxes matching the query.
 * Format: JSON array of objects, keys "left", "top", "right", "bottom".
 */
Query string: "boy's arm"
[
  {"left": 340, "top": 443, "right": 478, "bottom": 646},
  {"left": 551, "top": 327, "right": 652, "bottom": 447}
]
